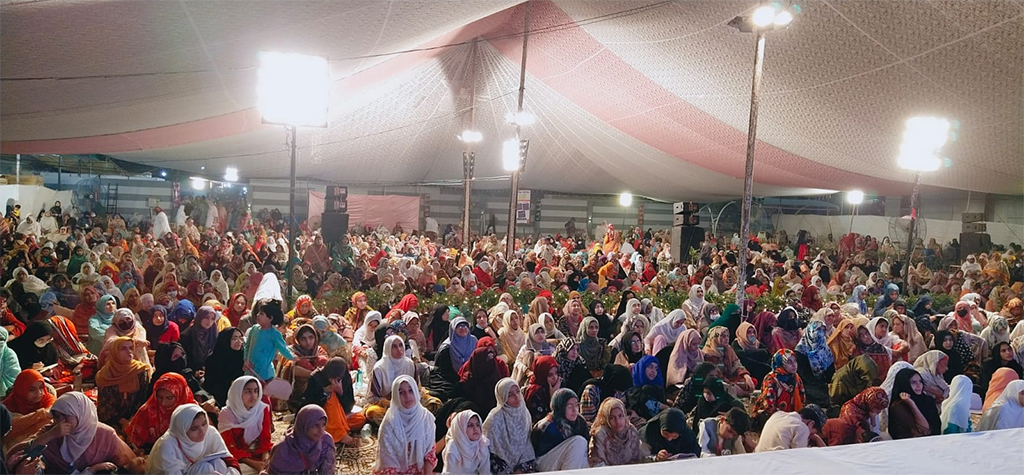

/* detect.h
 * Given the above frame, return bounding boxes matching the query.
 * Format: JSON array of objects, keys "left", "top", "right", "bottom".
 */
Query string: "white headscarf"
[
  {"left": 218, "top": 376, "right": 269, "bottom": 445},
  {"left": 374, "top": 375, "right": 435, "bottom": 471},
  {"left": 252, "top": 272, "right": 283, "bottom": 303},
  {"left": 977, "top": 380, "right": 1024, "bottom": 431},
  {"left": 372, "top": 335, "right": 416, "bottom": 397},
  {"left": 442, "top": 410, "right": 490, "bottom": 474},
  {"left": 148, "top": 404, "right": 231, "bottom": 475},
  {"left": 7, "top": 267, "right": 48, "bottom": 296},
  {"left": 354, "top": 310, "right": 383, "bottom": 347},
  {"left": 683, "top": 285, "right": 705, "bottom": 316},
  {"left": 941, "top": 375, "right": 974, "bottom": 432},
  {"left": 646, "top": 309, "right": 688, "bottom": 350},
  {"left": 483, "top": 378, "right": 535, "bottom": 467},
  {"left": 913, "top": 350, "right": 951, "bottom": 399},
  {"left": 208, "top": 270, "right": 230, "bottom": 302},
  {"left": 50, "top": 392, "right": 98, "bottom": 464}
]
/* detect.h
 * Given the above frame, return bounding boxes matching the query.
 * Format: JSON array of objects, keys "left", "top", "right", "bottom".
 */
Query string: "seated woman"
[
  {"left": 827, "top": 319, "right": 857, "bottom": 370},
  {"left": 353, "top": 310, "right": 383, "bottom": 367},
  {"left": 940, "top": 375, "right": 974, "bottom": 434},
  {"left": 555, "top": 338, "right": 590, "bottom": 394},
  {"left": 732, "top": 321, "right": 772, "bottom": 384},
  {"left": 913, "top": 350, "right": 950, "bottom": 403},
  {"left": 977, "top": 379, "right": 1024, "bottom": 430},
  {"left": 984, "top": 367, "right": 1018, "bottom": 412},
  {"left": 278, "top": 323, "right": 328, "bottom": 411},
  {"left": 703, "top": 326, "right": 756, "bottom": 396},
  {"left": 102, "top": 308, "right": 150, "bottom": 367},
  {"left": 45, "top": 315, "right": 97, "bottom": 381},
  {"left": 204, "top": 327, "right": 245, "bottom": 407},
  {"left": 456, "top": 340, "right": 509, "bottom": 416},
  {"left": 691, "top": 378, "right": 745, "bottom": 434},
  {"left": 540, "top": 313, "right": 566, "bottom": 344},
  {"left": 95, "top": 336, "right": 151, "bottom": 430},
  {"left": 366, "top": 335, "right": 425, "bottom": 425},
  {"left": 822, "top": 387, "right": 889, "bottom": 445},
  {"left": 645, "top": 309, "right": 688, "bottom": 355},
  {"left": 302, "top": 357, "right": 366, "bottom": 446},
  {"left": 887, "top": 367, "right": 940, "bottom": 439},
  {"left": 769, "top": 307, "right": 801, "bottom": 354},
  {"left": 531, "top": 388, "right": 589, "bottom": 471},
  {"left": 497, "top": 310, "right": 526, "bottom": 364},
  {"left": 750, "top": 349, "right": 805, "bottom": 430},
  {"left": 373, "top": 375, "right": 437, "bottom": 475},
  {"left": 142, "top": 304, "right": 179, "bottom": 348},
  {"left": 626, "top": 355, "right": 668, "bottom": 420},
  {"left": 696, "top": 407, "right": 750, "bottom": 457},
  {"left": 148, "top": 404, "right": 241, "bottom": 475},
  {"left": 578, "top": 364, "right": 632, "bottom": 424},
  {"left": 613, "top": 330, "right": 645, "bottom": 370},
  {"left": 442, "top": 409, "right": 490, "bottom": 475},
  {"left": 262, "top": 405, "right": 336, "bottom": 475},
  {"left": 1, "top": 369, "right": 55, "bottom": 453},
  {"left": 14, "top": 392, "right": 144, "bottom": 474},
  {"left": 148, "top": 342, "right": 204, "bottom": 402},
  {"left": 666, "top": 329, "right": 704, "bottom": 386},
  {"left": 86, "top": 294, "right": 117, "bottom": 355},
  {"left": 524, "top": 355, "right": 560, "bottom": 423},
  {"left": 312, "top": 314, "right": 349, "bottom": 361},
  {"left": 672, "top": 362, "right": 720, "bottom": 416},
  {"left": 7, "top": 321, "right": 58, "bottom": 371},
  {"left": 219, "top": 376, "right": 273, "bottom": 472},
  {"left": 179, "top": 306, "right": 219, "bottom": 372},
  {"left": 588, "top": 398, "right": 642, "bottom": 467},
  {"left": 523, "top": 323, "right": 555, "bottom": 356},
  {"left": 829, "top": 355, "right": 879, "bottom": 411},
  {"left": 639, "top": 407, "right": 699, "bottom": 461},
  {"left": 428, "top": 317, "right": 477, "bottom": 402},
  {"left": 852, "top": 320, "right": 893, "bottom": 380},
  {"left": 577, "top": 316, "right": 610, "bottom": 376},
  {"left": 483, "top": 378, "right": 538, "bottom": 474},
  {"left": 978, "top": 341, "right": 1024, "bottom": 395},
  {"left": 126, "top": 373, "right": 196, "bottom": 452}
]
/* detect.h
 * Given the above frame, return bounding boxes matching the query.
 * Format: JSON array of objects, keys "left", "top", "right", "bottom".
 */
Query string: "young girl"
[
  {"left": 127, "top": 372, "right": 196, "bottom": 452},
  {"left": 143, "top": 304, "right": 179, "bottom": 347},
  {"left": 442, "top": 410, "right": 490, "bottom": 475},
  {"left": 219, "top": 376, "right": 273, "bottom": 471},
  {"left": 262, "top": 405, "right": 336, "bottom": 475},
  {"left": 148, "top": 404, "right": 240, "bottom": 475},
  {"left": 302, "top": 357, "right": 367, "bottom": 445},
  {"left": 373, "top": 375, "right": 436, "bottom": 475},
  {"left": 278, "top": 323, "right": 328, "bottom": 410},
  {"left": 244, "top": 298, "right": 295, "bottom": 381}
]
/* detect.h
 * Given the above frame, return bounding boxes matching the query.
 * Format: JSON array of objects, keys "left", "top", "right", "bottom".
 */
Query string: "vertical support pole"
[
  {"left": 287, "top": 125, "right": 297, "bottom": 302},
  {"left": 506, "top": 1, "right": 531, "bottom": 258},
  {"left": 902, "top": 172, "right": 921, "bottom": 293},
  {"left": 736, "top": 30, "right": 766, "bottom": 313}
]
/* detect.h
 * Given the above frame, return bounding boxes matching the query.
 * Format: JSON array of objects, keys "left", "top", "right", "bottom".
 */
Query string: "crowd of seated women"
[{"left": 2, "top": 203, "right": 1023, "bottom": 474}]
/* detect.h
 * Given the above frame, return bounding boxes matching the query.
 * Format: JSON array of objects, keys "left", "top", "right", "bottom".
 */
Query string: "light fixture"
[
  {"left": 503, "top": 138, "right": 521, "bottom": 172},
  {"left": 190, "top": 177, "right": 206, "bottom": 190},
  {"left": 200, "top": 165, "right": 205, "bottom": 171},
  {"left": 159, "top": 170, "right": 167, "bottom": 177},
  {"left": 752, "top": 5, "right": 776, "bottom": 26},
  {"left": 505, "top": 111, "right": 536, "bottom": 126},
  {"left": 224, "top": 167, "right": 239, "bottom": 182},
  {"left": 898, "top": 116, "right": 949, "bottom": 172},
  {"left": 846, "top": 190, "right": 865, "bottom": 205},
  {"left": 619, "top": 192, "right": 633, "bottom": 207},
  {"left": 257, "top": 51, "right": 331, "bottom": 127},
  {"left": 774, "top": 10, "right": 793, "bottom": 26},
  {"left": 457, "top": 129, "right": 483, "bottom": 143}
]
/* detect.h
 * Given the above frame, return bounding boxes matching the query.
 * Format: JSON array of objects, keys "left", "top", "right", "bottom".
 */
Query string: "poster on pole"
[{"left": 516, "top": 189, "right": 531, "bottom": 224}]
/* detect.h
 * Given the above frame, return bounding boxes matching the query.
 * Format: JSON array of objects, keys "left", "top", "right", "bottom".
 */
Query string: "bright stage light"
[
  {"left": 774, "top": 10, "right": 793, "bottom": 26},
  {"left": 503, "top": 139, "right": 521, "bottom": 172},
  {"left": 846, "top": 190, "right": 865, "bottom": 205},
  {"left": 258, "top": 51, "right": 330, "bottom": 127},
  {"left": 752, "top": 6, "right": 777, "bottom": 26},
  {"left": 898, "top": 116, "right": 949, "bottom": 172},
  {"left": 224, "top": 167, "right": 239, "bottom": 182},
  {"left": 458, "top": 130, "right": 483, "bottom": 143},
  {"left": 190, "top": 177, "right": 207, "bottom": 190},
  {"left": 505, "top": 111, "right": 536, "bottom": 126},
  {"left": 619, "top": 192, "right": 633, "bottom": 207}
]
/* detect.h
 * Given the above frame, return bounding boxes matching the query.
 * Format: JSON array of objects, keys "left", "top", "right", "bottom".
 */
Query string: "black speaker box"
[
  {"left": 678, "top": 225, "right": 705, "bottom": 256},
  {"left": 959, "top": 232, "right": 991, "bottom": 257},
  {"left": 322, "top": 212, "right": 349, "bottom": 243}
]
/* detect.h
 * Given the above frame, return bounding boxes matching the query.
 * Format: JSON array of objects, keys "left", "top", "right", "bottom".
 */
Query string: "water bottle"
[
  {"left": 354, "top": 369, "right": 365, "bottom": 390},
  {"left": 360, "top": 423, "right": 372, "bottom": 443}
]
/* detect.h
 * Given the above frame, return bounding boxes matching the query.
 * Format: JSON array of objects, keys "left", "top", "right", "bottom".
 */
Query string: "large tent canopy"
[{"left": 2, "top": 0, "right": 1021, "bottom": 201}]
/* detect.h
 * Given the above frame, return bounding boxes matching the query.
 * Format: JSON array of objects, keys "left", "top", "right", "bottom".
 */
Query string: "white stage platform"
[{"left": 557, "top": 428, "right": 1022, "bottom": 474}]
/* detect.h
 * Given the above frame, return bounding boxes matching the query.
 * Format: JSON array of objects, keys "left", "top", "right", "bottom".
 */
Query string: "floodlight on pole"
[
  {"left": 728, "top": 1, "right": 797, "bottom": 318},
  {"left": 224, "top": 167, "right": 239, "bottom": 182},
  {"left": 846, "top": 190, "right": 864, "bottom": 205},
  {"left": 503, "top": 138, "right": 522, "bottom": 172},
  {"left": 619, "top": 192, "right": 633, "bottom": 207},
  {"left": 258, "top": 50, "right": 330, "bottom": 303},
  {"left": 190, "top": 177, "right": 207, "bottom": 190},
  {"left": 505, "top": 111, "right": 536, "bottom": 126},
  {"left": 898, "top": 116, "right": 949, "bottom": 293},
  {"left": 457, "top": 130, "right": 483, "bottom": 143}
]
